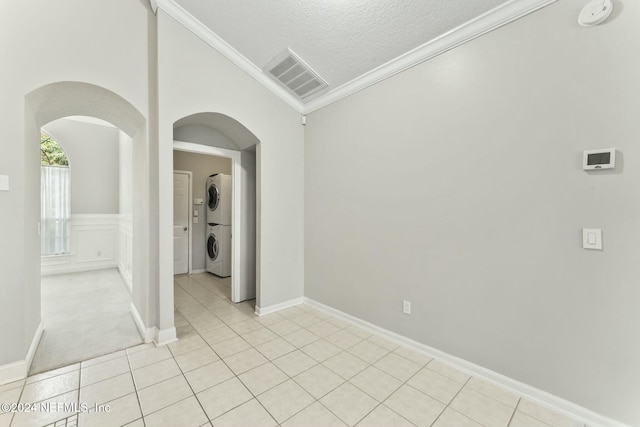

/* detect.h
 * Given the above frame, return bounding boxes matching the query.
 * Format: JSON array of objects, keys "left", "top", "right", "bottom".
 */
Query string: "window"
[{"left": 41, "top": 132, "right": 70, "bottom": 255}]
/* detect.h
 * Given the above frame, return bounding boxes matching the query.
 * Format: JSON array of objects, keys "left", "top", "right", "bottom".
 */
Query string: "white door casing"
[
  {"left": 173, "top": 141, "right": 253, "bottom": 303},
  {"left": 173, "top": 171, "right": 191, "bottom": 275}
]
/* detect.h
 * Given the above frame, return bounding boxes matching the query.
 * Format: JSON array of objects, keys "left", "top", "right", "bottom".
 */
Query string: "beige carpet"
[{"left": 30, "top": 269, "right": 143, "bottom": 375}]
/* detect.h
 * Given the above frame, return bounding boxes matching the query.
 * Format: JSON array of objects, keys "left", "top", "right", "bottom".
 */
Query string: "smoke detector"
[
  {"left": 578, "top": 0, "right": 613, "bottom": 27},
  {"left": 264, "top": 49, "right": 328, "bottom": 99}
]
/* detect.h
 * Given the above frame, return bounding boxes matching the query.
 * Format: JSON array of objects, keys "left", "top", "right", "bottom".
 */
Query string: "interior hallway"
[
  {"left": 30, "top": 269, "right": 142, "bottom": 375},
  {"left": 0, "top": 272, "right": 578, "bottom": 427}
]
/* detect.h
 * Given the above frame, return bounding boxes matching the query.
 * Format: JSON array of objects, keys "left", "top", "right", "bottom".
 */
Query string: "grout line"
[{"left": 506, "top": 397, "right": 522, "bottom": 426}]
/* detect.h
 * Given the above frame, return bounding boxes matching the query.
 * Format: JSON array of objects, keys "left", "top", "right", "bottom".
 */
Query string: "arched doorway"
[
  {"left": 171, "top": 112, "right": 259, "bottom": 309},
  {"left": 24, "top": 82, "right": 155, "bottom": 371}
]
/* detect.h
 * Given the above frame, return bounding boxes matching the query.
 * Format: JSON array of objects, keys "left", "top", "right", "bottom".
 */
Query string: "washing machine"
[
  {"left": 206, "top": 174, "right": 232, "bottom": 225},
  {"left": 205, "top": 224, "right": 231, "bottom": 277}
]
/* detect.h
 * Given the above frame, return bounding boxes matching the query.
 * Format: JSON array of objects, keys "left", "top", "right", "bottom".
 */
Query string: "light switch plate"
[
  {"left": 582, "top": 228, "right": 602, "bottom": 250},
  {"left": 0, "top": 175, "right": 9, "bottom": 191}
]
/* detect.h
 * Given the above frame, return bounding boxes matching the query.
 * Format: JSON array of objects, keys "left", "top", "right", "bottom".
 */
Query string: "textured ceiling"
[{"left": 172, "top": 0, "right": 509, "bottom": 92}]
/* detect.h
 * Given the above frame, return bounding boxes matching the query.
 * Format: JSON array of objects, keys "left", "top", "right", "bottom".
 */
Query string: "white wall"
[
  {"left": 174, "top": 125, "right": 238, "bottom": 151},
  {"left": 119, "top": 131, "right": 134, "bottom": 291},
  {"left": 43, "top": 118, "right": 120, "bottom": 214},
  {"left": 173, "top": 150, "right": 232, "bottom": 271},
  {"left": 239, "top": 150, "right": 257, "bottom": 301},
  {"left": 0, "top": 0, "right": 153, "bottom": 373},
  {"left": 304, "top": 1, "right": 639, "bottom": 425},
  {"left": 157, "top": 10, "right": 304, "bottom": 323}
]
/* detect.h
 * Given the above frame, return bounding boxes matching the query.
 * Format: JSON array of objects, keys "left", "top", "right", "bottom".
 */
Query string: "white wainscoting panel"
[{"left": 41, "top": 214, "right": 119, "bottom": 275}]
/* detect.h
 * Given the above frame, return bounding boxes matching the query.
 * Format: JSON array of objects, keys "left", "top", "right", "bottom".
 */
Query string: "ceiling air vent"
[{"left": 264, "top": 48, "right": 328, "bottom": 99}]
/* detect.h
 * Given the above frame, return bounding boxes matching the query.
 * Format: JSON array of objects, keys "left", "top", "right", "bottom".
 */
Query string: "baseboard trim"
[
  {"left": 190, "top": 269, "right": 206, "bottom": 274},
  {"left": 130, "top": 302, "right": 155, "bottom": 343},
  {"left": 41, "top": 261, "right": 118, "bottom": 276},
  {"left": 26, "top": 322, "right": 44, "bottom": 373},
  {"left": 255, "top": 297, "right": 304, "bottom": 316},
  {"left": 0, "top": 321, "right": 44, "bottom": 385},
  {"left": 0, "top": 361, "right": 27, "bottom": 386},
  {"left": 154, "top": 327, "right": 178, "bottom": 347},
  {"left": 118, "top": 265, "right": 133, "bottom": 293},
  {"left": 303, "top": 297, "right": 629, "bottom": 427}
]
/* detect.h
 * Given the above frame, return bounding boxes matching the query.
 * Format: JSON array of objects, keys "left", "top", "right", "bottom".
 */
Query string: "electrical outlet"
[{"left": 403, "top": 300, "right": 411, "bottom": 315}]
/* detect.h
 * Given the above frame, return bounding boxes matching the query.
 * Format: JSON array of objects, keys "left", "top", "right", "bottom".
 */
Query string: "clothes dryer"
[{"left": 206, "top": 174, "right": 232, "bottom": 225}]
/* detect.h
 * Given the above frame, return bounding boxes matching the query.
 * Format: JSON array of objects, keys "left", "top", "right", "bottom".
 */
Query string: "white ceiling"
[{"left": 159, "top": 0, "right": 555, "bottom": 112}]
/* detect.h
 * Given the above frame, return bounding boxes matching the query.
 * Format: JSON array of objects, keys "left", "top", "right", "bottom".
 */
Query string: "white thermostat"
[{"left": 583, "top": 148, "right": 615, "bottom": 170}]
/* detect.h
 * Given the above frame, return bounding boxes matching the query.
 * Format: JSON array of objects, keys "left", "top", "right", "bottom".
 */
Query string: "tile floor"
[{"left": 0, "top": 273, "right": 582, "bottom": 427}]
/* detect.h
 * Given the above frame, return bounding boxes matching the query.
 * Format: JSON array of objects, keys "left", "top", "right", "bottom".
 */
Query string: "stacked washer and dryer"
[{"left": 205, "top": 174, "right": 232, "bottom": 277}]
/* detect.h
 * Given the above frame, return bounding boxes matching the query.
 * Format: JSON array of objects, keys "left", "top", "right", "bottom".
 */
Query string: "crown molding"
[
  {"left": 149, "top": 0, "right": 158, "bottom": 14},
  {"left": 157, "top": 0, "right": 555, "bottom": 115},
  {"left": 303, "top": 0, "right": 556, "bottom": 114},
  {"left": 156, "top": 0, "right": 305, "bottom": 113}
]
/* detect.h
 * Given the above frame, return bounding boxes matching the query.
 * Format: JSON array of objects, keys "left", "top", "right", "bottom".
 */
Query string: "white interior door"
[{"left": 173, "top": 172, "right": 190, "bottom": 275}]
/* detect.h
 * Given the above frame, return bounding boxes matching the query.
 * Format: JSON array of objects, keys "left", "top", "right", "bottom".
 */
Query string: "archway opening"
[
  {"left": 24, "top": 82, "right": 151, "bottom": 373},
  {"left": 171, "top": 112, "right": 259, "bottom": 337}
]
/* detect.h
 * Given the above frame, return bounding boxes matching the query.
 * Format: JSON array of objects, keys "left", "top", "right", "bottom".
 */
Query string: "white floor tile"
[
  {"left": 80, "top": 356, "right": 130, "bottom": 387},
  {"left": 281, "top": 402, "right": 348, "bottom": 427},
  {"left": 325, "top": 330, "right": 363, "bottom": 350},
  {"left": 301, "top": 339, "right": 342, "bottom": 362},
  {"left": 426, "top": 359, "right": 471, "bottom": 384},
  {"left": 510, "top": 411, "right": 555, "bottom": 427},
  {"left": 450, "top": 387, "right": 514, "bottom": 427},
  {"left": 517, "top": 399, "right": 576, "bottom": 427},
  {"left": 350, "top": 366, "right": 402, "bottom": 402},
  {"left": 27, "top": 363, "right": 80, "bottom": 384},
  {"left": 132, "top": 358, "right": 182, "bottom": 390},
  {"left": 12, "top": 390, "right": 78, "bottom": 427},
  {"left": 373, "top": 353, "right": 421, "bottom": 382},
  {"left": 138, "top": 375, "right": 193, "bottom": 415},
  {"left": 0, "top": 387, "right": 22, "bottom": 407},
  {"left": 127, "top": 346, "right": 173, "bottom": 370},
  {"left": 80, "top": 351, "right": 126, "bottom": 369},
  {"left": 223, "top": 348, "right": 268, "bottom": 375},
  {"left": 242, "top": 327, "right": 279, "bottom": 347},
  {"left": 0, "top": 412, "right": 12, "bottom": 427},
  {"left": 255, "top": 337, "right": 297, "bottom": 360},
  {"left": 20, "top": 370, "right": 79, "bottom": 403},
  {"left": 78, "top": 392, "right": 141, "bottom": 427},
  {"left": 175, "top": 346, "right": 220, "bottom": 373},
  {"left": 167, "top": 335, "right": 208, "bottom": 357},
  {"left": 323, "top": 352, "right": 369, "bottom": 380},
  {"left": 212, "top": 398, "right": 277, "bottom": 427},
  {"left": 210, "top": 336, "right": 251, "bottom": 358},
  {"left": 257, "top": 379, "right": 315, "bottom": 424},
  {"left": 144, "top": 396, "right": 208, "bottom": 427},
  {"left": 267, "top": 319, "right": 303, "bottom": 336},
  {"left": 185, "top": 360, "right": 235, "bottom": 393},
  {"left": 392, "top": 346, "right": 433, "bottom": 366},
  {"left": 356, "top": 404, "right": 414, "bottom": 427},
  {"left": 407, "top": 367, "right": 464, "bottom": 404},
  {"left": 238, "top": 362, "right": 289, "bottom": 396},
  {"left": 79, "top": 372, "right": 135, "bottom": 406},
  {"left": 293, "top": 364, "right": 345, "bottom": 399},
  {"left": 197, "top": 377, "right": 253, "bottom": 420},
  {"left": 273, "top": 350, "right": 318, "bottom": 377},
  {"left": 466, "top": 377, "right": 519, "bottom": 408},
  {"left": 283, "top": 328, "right": 321, "bottom": 348},
  {"left": 320, "top": 382, "right": 378, "bottom": 426},
  {"left": 432, "top": 407, "right": 484, "bottom": 427},
  {"left": 307, "top": 320, "right": 342, "bottom": 338},
  {"left": 347, "top": 341, "right": 389, "bottom": 364},
  {"left": 385, "top": 385, "right": 445, "bottom": 427}
]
